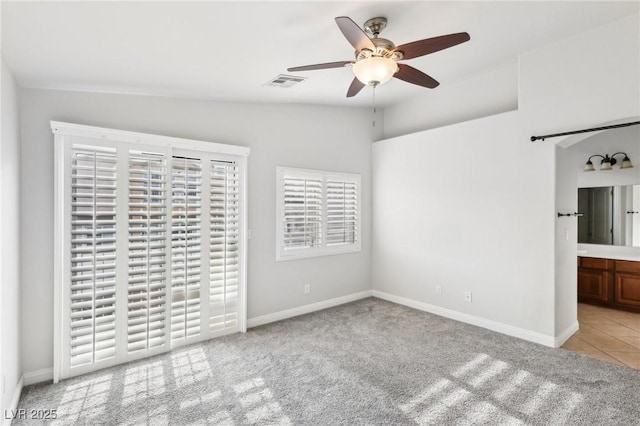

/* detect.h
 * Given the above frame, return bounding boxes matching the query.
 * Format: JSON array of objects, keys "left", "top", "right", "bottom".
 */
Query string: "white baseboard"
[
  {"left": 555, "top": 321, "right": 579, "bottom": 348},
  {"left": 23, "top": 368, "right": 53, "bottom": 386},
  {"left": 372, "top": 290, "right": 557, "bottom": 347},
  {"left": 2, "top": 376, "right": 24, "bottom": 426},
  {"left": 247, "top": 290, "right": 373, "bottom": 328}
]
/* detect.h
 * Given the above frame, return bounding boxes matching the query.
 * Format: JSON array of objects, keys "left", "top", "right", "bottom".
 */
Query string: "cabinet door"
[
  {"left": 614, "top": 273, "right": 640, "bottom": 308},
  {"left": 578, "top": 269, "right": 609, "bottom": 301}
]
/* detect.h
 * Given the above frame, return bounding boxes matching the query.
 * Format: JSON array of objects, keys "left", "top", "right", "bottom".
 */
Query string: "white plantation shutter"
[
  {"left": 326, "top": 180, "right": 358, "bottom": 245},
  {"left": 171, "top": 157, "right": 202, "bottom": 342},
  {"left": 127, "top": 151, "right": 168, "bottom": 353},
  {"left": 276, "top": 167, "right": 361, "bottom": 261},
  {"left": 54, "top": 122, "right": 249, "bottom": 382},
  {"left": 69, "top": 145, "right": 118, "bottom": 367},
  {"left": 209, "top": 161, "right": 240, "bottom": 331},
  {"left": 283, "top": 176, "right": 323, "bottom": 249}
]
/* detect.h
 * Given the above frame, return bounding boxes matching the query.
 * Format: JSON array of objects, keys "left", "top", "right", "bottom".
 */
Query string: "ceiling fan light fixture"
[
  {"left": 352, "top": 57, "right": 398, "bottom": 86},
  {"left": 287, "top": 16, "right": 470, "bottom": 97}
]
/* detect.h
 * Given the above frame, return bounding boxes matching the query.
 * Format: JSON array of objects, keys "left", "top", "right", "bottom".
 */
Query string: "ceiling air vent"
[{"left": 265, "top": 74, "right": 307, "bottom": 88}]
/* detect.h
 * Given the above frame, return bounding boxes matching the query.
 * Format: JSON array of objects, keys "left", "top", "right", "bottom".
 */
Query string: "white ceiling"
[{"left": 2, "top": 1, "right": 638, "bottom": 108}]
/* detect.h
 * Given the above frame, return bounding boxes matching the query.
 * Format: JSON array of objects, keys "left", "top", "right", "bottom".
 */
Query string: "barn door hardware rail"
[
  {"left": 557, "top": 212, "right": 584, "bottom": 218},
  {"left": 531, "top": 121, "right": 640, "bottom": 142}
]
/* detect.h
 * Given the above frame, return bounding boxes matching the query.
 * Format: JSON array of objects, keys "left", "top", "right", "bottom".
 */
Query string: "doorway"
[{"left": 553, "top": 117, "right": 640, "bottom": 356}]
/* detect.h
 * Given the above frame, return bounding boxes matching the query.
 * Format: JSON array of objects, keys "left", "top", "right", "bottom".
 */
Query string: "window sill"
[{"left": 276, "top": 245, "right": 361, "bottom": 262}]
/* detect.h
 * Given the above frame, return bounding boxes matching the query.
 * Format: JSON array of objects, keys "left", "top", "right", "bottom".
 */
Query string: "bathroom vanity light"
[{"left": 584, "top": 152, "right": 633, "bottom": 171}]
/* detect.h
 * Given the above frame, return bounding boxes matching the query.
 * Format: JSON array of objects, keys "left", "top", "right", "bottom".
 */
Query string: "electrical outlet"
[
  {"left": 304, "top": 284, "right": 310, "bottom": 295},
  {"left": 464, "top": 291, "right": 472, "bottom": 303},
  {"left": 436, "top": 285, "right": 443, "bottom": 295}
]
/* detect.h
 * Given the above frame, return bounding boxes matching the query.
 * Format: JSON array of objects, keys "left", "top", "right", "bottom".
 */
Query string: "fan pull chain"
[{"left": 372, "top": 84, "right": 376, "bottom": 127}]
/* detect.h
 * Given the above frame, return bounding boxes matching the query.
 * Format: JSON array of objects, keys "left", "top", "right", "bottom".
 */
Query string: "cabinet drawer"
[
  {"left": 579, "top": 257, "right": 611, "bottom": 270},
  {"left": 615, "top": 260, "right": 640, "bottom": 274}
]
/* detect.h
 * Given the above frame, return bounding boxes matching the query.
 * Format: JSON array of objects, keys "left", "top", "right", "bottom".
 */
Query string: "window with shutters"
[
  {"left": 53, "top": 122, "right": 249, "bottom": 382},
  {"left": 276, "top": 167, "right": 361, "bottom": 261}
]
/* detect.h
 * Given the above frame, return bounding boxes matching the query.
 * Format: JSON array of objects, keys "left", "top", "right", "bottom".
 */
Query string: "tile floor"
[{"left": 562, "top": 303, "right": 640, "bottom": 370}]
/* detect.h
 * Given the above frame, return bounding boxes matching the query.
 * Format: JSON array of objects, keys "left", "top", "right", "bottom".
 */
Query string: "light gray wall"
[
  {"left": 382, "top": 63, "right": 518, "bottom": 139},
  {"left": 1, "top": 55, "right": 22, "bottom": 414},
  {"left": 537, "top": 14, "right": 640, "bottom": 337},
  {"left": 373, "top": 14, "right": 639, "bottom": 344},
  {"left": 518, "top": 15, "right": 639, "bottom": 131},
  {"left": 554, "top": 145, "right": 578, "bottom": 336},
  {"left": 373, "top": 111, "right": 557, "bottom": 337},
  {"left": 20, "top": 89, "right": 379, "bottom": 374}
]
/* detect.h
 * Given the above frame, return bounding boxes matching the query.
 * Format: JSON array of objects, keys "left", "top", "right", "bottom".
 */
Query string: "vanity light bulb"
[{"left": 600, "top": 161, "right": 612, "bottom": 171}]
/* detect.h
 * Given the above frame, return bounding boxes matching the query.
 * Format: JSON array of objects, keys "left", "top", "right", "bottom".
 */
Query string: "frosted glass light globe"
[
  {"left": 352, "top": 57, "right": 398, "bottom": 85},
  {"left": 600, "top": 160, "right": 613, "bottom": 171}
]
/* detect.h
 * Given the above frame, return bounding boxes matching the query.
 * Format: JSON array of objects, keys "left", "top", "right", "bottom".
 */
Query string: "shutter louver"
[
  {"left": 171, "top": 157, "right": 202, "bottom": 341},
  {"left": 209, "top": 161, "right": 240, "bottom": 331},
  {"left": 326, "top": 180, "right": 358, "bottom": 245},
  {"left": 283, "top": 177, "right": 323, "bottom": 249},
  {"left": 70, "top": 145, "right": 117, "bottom": 367},
  {"left": 127, "top": 151, "right": 168, "bottom": 353}
]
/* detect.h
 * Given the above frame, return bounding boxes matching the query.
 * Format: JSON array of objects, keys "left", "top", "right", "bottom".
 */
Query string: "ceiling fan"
[{"left": 287, "top": 16, "right": 470, "bottom": 97}]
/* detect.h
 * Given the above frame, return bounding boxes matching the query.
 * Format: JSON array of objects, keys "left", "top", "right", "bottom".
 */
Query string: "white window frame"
[
  {"left": 53, "top": 121, "right": 250, "bottom": 382},
  {"left": 276, "top": 166, "right": 361, "bottom": 261}
]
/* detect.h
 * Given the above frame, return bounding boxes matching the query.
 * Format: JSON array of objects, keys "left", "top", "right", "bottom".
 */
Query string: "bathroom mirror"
[{"left": 578, "top": 185, "right": 640, "bottom": 246}]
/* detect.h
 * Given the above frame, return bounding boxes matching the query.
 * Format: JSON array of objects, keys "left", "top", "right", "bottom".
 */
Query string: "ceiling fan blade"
[
  {"left": 394, "top": 64, "right": 439, "bottom": 89},
  {"left": 346, "top": 77, "right": 365, "bottom": 98},
  {"left": 335, "top": 16, "right": 376, "bottom": 52},
  {"left": 394, "top": 32, "right": 470, "bottom": 60},
  {"left": 287, "top": 61, "right": 353, "bottom": 72}
]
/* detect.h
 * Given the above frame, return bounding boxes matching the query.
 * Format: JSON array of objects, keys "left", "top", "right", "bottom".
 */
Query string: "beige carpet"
[{"left": 14, "top": 298, "right": 640, "bottom": 425}]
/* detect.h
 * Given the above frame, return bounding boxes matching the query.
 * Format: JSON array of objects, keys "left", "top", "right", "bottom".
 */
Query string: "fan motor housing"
[
  {"left": 363, "top": 17, "right": 388, "bottom": 36},
  {"left": 356, "top": 38, "right": 401, "bottom": 61}
]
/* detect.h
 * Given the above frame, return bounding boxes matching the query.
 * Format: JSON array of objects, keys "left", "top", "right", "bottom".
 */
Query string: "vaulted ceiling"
[{"left": 2, "top": 1, "right": 638, "bottom": 108}]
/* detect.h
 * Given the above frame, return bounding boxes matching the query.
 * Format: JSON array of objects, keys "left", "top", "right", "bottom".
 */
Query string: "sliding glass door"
[{"left": 53, "top": 122, "right": 249, "bottom": 381}]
